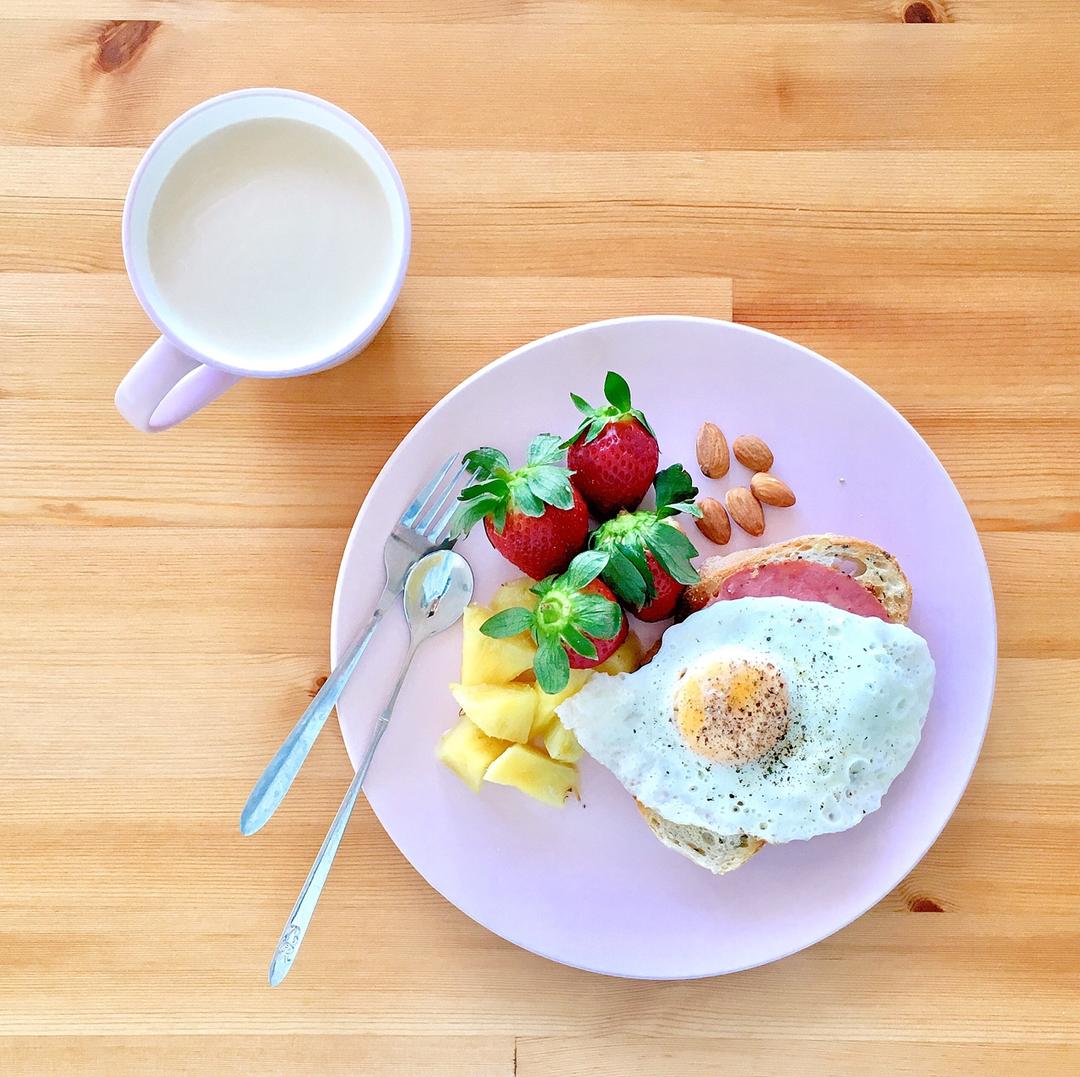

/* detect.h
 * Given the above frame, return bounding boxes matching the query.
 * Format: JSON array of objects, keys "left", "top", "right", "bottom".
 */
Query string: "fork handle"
[
  {"left": 268, "top": 640, "right": 420, "bottom": 986},
  {"left": 239, "top": 586, "right": 395, "bottom": 836}
]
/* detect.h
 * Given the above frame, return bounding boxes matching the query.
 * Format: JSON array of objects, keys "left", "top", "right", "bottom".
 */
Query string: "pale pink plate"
[{"left": 331, "top": 317, "right": 996, "bottom": 979}]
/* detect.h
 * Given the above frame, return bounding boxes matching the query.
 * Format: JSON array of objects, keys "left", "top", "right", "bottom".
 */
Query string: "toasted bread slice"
[
  {"left": 681, "top": 533, "right": 912, "bottom": 625},
  {"left": 640, "top": 534, "right": 912, "bottom": 875}
]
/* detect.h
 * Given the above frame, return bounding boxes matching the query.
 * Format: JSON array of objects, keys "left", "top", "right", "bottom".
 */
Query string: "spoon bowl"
[{"left": 403, "top": 549, "right": 474, "bottom": 640}]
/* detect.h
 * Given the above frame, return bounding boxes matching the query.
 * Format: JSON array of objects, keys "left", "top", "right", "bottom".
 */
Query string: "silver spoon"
[{"left": 267, "top": 549, "right": 474, "bottom": 986}]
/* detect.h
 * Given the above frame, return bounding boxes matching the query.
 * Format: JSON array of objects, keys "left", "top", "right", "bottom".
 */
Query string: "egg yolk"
[{"left": 673, "top": 656, "right": 790, "bottom": 765}]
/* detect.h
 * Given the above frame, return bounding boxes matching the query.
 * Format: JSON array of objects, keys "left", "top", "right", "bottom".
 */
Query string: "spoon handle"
[
  {"left": 268, "top": 641, "right": 419, "bottom": 987},
  {"left": 240, "top": 587, "right": 395, "bottom": 837}
]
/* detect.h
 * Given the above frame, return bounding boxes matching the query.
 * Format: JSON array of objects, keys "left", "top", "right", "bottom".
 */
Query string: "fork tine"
[
  {"left": 428, "top": 497, "right": 464, "bottom": 547},
  {"left": 417, "top": 463, "right": 469, "bottom": 536},
  {"left": 399, "top": 454, "right": 458, "bottom": 529}
]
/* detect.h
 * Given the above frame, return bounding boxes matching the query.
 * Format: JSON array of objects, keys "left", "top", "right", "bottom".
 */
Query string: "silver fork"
[{"left": 239, "top": 453, "right": 468, "bottom": 836}]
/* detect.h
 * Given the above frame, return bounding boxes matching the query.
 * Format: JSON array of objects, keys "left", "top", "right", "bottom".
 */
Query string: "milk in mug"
[{"left": 146, "top": 116, "right": 395, "bottom": 366}]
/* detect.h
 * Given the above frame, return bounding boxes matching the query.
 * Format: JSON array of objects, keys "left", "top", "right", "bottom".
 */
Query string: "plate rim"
[{"left": 330, "top": 314, "right": 998, "bottom": 979}]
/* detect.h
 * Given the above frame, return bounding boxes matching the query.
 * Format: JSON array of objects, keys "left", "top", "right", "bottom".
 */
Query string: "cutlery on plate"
[
  {"left": 267, "top": 548, "right": 474, "bottom": 986},
  {"left": 240, "top": 453, "right": 468, "bottom": 837}
]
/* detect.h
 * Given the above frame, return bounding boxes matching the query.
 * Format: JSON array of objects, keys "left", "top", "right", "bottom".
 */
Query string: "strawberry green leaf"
[
  {"left": 480, "top": 607, "right": 535, "bottom": 639},
  {"left": 449, "top": 495, "right": 501, "bottom": 538},
  {"left": 586, "top": 418, "right": 608, "bottom": 444},
  {"left": 531, "top": 575, "right": 556, "bottom": 598},
  {"left": 622, "top": 542, "right": 657, "bottom": 600},
  {"left": 561, "top": 624, "right": 598, "bottom": 660},
  {"left": 491, "top": 500, "right": 508, "bottom": 534},
  {"left": 563, "top": 416, "right": 608, "bottom": 449},
  {"left": 627, "top": 407, "right": 656, "bottom": 439},
  {"left": 570, "top": 392, "right": 593, "bottom": 416},
  {"left": 523, "top": 466, "right": 575, "bottom": 510},
  {"left": 604, "top": 370, "right": 632, "bottom": 412},
  {"left": 653, "top": 463, "right": 699, "bottom": 516},
  {"left": 600, "top": 546, "right": 648, "bottom": 607},
  {"left": 557, "top": 550, "right": 609, "bottom": 592},
  {"left": 512, "top": 484, "right": 545, "bottom": 518},
  {"left": 645, "top": 522, "right": 700, "bottom": 585},
  {"left": 534, "top": 635, "right": 571, "bottom": 694},
  {"left": 463, "top": 447, "right": 509, "bottom": 476},
  {"left": 459, "top": 479, "right": 507, "bottom": 501},
  {"left": 666, "top": 499, "right": 702, "bottom": 518},
  {"left": 527, "top": 433, "right": 564, "bottom": 466},
  {"left": 572, "top": 593, "right": 624, "bottom": 639}
]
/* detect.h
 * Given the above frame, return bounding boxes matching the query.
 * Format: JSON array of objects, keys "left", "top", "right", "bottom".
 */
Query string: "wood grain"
[
  {"left": 0, "top": 1036, "right": 514, "bottom": 1075},
  {"left": 517, "top": 1037, "right": 1080, "bottom": 1077},
  {"left": 6, "top": 22, "right": 1080, "bottom": 149},
  {"left": 2, "top": 1, "right": 1078, "bottom": 1074},
  {"left": 6, "top": 2, "right": 1080, "bottom": 23}
]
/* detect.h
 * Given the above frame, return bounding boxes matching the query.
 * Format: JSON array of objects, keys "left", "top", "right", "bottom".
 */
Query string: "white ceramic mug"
[{"left": 115, "top": 89, "right": 410, "bottom": 432}]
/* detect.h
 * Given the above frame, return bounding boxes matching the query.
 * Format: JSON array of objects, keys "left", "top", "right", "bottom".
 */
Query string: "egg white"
[{"left": 557, "top": 597, "right": 935, "bottom": 844}]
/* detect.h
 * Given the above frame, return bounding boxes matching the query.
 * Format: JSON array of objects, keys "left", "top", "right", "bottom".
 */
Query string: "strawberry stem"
[
  {"left": 480, "top": 550, "right": 623, "bottom": 693},
  {"left": 562, "top": 370, "right": 656, "bottom": 447},
  {"left": 590, "top": 464, "right": 703, "bottom": 607},
  {"left": 449, "top": 435, "right": 576, "bottom": 538}
]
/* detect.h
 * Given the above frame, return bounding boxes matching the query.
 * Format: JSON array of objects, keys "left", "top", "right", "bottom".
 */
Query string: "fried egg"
[{"left": 557, "top": 597, "right": 934, "bottom": 844}]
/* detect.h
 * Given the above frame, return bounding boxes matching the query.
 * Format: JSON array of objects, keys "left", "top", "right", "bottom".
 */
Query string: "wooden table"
[{"left": 4, "top": 3, "right": 1079, "bottom": 1074}]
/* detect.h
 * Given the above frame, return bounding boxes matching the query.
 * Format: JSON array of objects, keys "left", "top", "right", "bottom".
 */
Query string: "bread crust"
[{"left": 640, "top": 534, "right": 913, "bottom": 874}]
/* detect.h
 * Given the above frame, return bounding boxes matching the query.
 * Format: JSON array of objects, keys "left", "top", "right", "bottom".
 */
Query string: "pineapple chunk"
[
  {"left": 490, "top": 576, "right": 540, "bottom": 613},
  {"left": 437, "top": 716, "right": 510, "bottom": 792},
  {"left": 484, "top": 744, "right": 578, "bottom": 807},
  {"left": 531, "top": 668, "right": 591, "bottom": 742},
  {"left": 450, "top": 682, "right": 536, "bottom": 743},
  {"left": 460, "top": 604, "right": 535, "bottom": 684},
  {"left": 595, "top": 632, "right": 644, "bottom": 675},
  {"left": 543, "top": 718, "right": 583, "bottom": 763}
]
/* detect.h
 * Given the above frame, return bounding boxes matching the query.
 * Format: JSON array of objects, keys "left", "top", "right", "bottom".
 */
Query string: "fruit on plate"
[
  {"left": 563, "top": 371, "right": 660, "bottom": 518},
  {"left": 460, "top": 605, "right": 536, "bottom": 685},
  {"left": 449, "top": 682, "right": 536, "bottom": 743},
  {"left": 440, "top": 586, "right": 646, "bottom": 802},
  {"left": 591, "top": 464, "right": 703, "bottom": 622},
  {"left": 437, "top": 716, "right": 511, "bottom": 792},
  {"left": 595, "top": 632, "right": 644, "bottom": 675},
  {"left": 449, "top": 435, "right": 589, "bottom": 579},
  {"left": 532, "top": 668, "right": 592, "bottom": 741},
  {"left": 484, "top": 744, "right": 579, "bottom": 807},
  {"left": 543, "top": 719, "right": 583, "bottom": 764},
  {"left": 490, "top": 576, "right": 540, "bottom": 613},
  {"left": 480, "top": 551, "right": 627, "bottom": 694}
]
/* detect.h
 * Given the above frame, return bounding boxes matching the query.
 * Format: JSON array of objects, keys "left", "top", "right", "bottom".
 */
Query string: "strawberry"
[
  {"left": 590, "top": 464, "right": 703, "bottom": 622},
  {"left": 480, "top": 551, "right": 627, "bottom": 693},
  {"left": 563, "top": 371, "right": 659, "bottom": 518},
  {"left": 449, "top": 435, "right": 589, "bottom": 579}
]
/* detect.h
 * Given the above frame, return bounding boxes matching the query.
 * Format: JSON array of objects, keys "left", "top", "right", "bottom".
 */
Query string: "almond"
[
  {"left": 750, "top": 472, "right": 796, "bottom": 508},
  {"left": 696, "top": 422, "right": 729, "bottom": 478},
  {"left": 732, "top": 434, "right": 774, "bottom": 473},
  {"left": 725, "top": 487, "right": 765, "bottom": 537},
  {"left": 694, "top": 497, "right": 731, "bottom": 545}
]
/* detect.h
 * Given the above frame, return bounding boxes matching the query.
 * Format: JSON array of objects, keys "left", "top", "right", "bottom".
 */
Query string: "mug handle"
[{"left": 115, "top": 337, "right": 242, "bottom": 433}]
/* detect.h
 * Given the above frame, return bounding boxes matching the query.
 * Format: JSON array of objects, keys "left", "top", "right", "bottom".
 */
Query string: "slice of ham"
[{"left": 707, "top": 560, "right": 890, "bottom": 621}]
